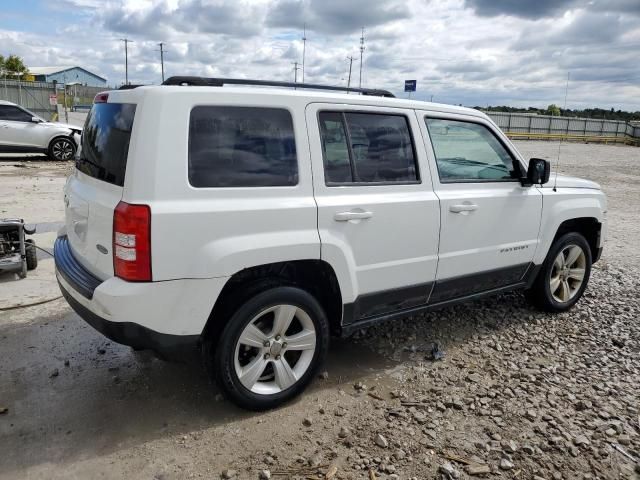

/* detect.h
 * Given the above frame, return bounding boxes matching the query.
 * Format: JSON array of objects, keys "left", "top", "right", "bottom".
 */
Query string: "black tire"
[
  {"left": 25, "top": 239, "right": 38, "bottom": 271},
  {"left": 208, "top": 286, "right": 329, "bottom": 411},
  {"left": 526, "top": 232, "right": 592, "bottom": 312},
  {"left": 47, "top": 136, "right": 76, "bottom": 161}
]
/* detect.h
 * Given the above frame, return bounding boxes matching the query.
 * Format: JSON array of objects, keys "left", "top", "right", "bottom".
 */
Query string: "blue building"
[{"left": 29, "top": 66, "right": 107, "bottom": 87}]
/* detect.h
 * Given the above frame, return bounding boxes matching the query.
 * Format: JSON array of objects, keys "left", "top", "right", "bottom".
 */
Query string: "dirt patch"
[{"left": 1, "top": 143, "right": 639, "bottom": 479}]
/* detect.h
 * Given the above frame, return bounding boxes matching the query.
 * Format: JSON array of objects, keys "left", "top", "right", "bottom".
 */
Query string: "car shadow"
[
  {"left": 0, "top": 291, "right": 535, "bottom": 473},
  {"left": 0, "top": 154, "right": 50, "bottom": 162}
]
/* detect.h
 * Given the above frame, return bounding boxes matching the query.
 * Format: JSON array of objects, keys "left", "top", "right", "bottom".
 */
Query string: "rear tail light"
[
  {"left": 113, "top": 201, "right": 151, "bottom": 281},
  {"left": 94, "top": 92, "right": 109, "bottom": 103}
]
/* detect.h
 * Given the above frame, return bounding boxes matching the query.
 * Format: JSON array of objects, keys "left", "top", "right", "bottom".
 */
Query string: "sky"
[{"left": 1, "top": 0, "right": 639, "bottom": 110}]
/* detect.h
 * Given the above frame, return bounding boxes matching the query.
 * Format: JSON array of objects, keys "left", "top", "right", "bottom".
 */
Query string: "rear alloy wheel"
[
  {"left": 212, "top": 287, "right": 329, "bottom": 410},
  {"left": 48, "top": 137, "right": 76, "bottom": 161}
]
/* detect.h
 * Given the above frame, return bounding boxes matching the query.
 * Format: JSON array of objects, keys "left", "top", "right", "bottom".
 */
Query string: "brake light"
[
  {"left": 113, "top": 201, "right": 151, "bottom": 281},
  {"left": 94, "top": 92, "right": 109, "bottom": 103}
]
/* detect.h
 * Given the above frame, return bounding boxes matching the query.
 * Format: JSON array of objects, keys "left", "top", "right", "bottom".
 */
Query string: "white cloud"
[{"left": 1, "top": 0, "right": 638, "bottom": 110}]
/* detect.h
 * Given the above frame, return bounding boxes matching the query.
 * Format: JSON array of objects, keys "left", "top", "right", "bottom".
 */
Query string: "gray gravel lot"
[{"left": 0, "top": 141, "right": 638, "bottom": 479}]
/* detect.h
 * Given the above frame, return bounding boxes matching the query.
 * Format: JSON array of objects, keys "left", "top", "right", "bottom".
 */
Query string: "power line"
[
  {"left": 120, "top": 38, "right": 133, "bottom": 85},
  {"left": 158, "top": 42, "right": 166, "bottom": 83},
  {"left": 359, "top": 27, "right": 365, "bottom": 88}
]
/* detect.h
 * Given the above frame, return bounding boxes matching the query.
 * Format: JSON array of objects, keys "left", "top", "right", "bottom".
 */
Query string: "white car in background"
[{"left": 0, "top": 100, "right": 82, "bottom": 160}]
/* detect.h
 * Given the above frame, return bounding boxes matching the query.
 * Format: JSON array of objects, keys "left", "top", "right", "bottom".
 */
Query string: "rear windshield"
[{"left": 77, "top": 103, "right": 136, "bottom": 187}]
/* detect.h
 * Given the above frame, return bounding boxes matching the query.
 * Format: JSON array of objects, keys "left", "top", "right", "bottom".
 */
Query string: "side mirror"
[
  {"left": 523, "top": 158, "right": 551, "bottom": 186},
  {"left": 31, "top": 117, "right": 41, "bottom": 123}
]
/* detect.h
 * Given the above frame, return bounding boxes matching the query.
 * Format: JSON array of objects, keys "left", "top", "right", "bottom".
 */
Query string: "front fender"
[{"left": 534, "top": 189, "right": 606, "bottom": 264}]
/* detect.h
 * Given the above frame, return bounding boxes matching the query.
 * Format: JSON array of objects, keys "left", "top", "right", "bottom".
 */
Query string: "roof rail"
[
  {"left": 161, "top": 76, "right": 395, "bottom": 98},
  {"left": 118, "top": 84, "right": 145, "bottom": 90}
]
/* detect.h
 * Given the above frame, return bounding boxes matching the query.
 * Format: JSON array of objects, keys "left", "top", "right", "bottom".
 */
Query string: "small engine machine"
[{"left": 0, "top": 219, "right": 38, "bottom": 278}]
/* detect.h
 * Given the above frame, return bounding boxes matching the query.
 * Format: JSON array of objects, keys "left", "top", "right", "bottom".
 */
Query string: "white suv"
[
  {"left": 0, "top": 100, "right": 81, "bottom": 160},
  {"left": 54, "top": 78, "right": 606, "bottom": 410}
]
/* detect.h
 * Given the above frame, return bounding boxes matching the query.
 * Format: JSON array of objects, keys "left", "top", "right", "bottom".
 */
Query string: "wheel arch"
[
  {"left": 47, "top": 132, "right": 76, "bottom": 147},
  {"left": 535, "top": 193, "right": 605, "bottom": 265},
  {"left": 202, "top": 259, "right": 344, "bottom": 343},
  {"left": 552, "top": 217, "right": 601, "bottom": 261}
]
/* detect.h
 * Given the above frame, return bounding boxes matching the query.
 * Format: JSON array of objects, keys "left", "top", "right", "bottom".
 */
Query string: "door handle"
[
  {"left": 449, "top": 203, "right": 478, "bottom": 213},
  {"left": 334, "top": 210, "right": 373, "bottom": 221}
]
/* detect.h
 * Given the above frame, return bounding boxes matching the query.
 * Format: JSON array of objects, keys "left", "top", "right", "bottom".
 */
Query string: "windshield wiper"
[{"left": 441, "top": 157, "right": 489, "bottom": 166}]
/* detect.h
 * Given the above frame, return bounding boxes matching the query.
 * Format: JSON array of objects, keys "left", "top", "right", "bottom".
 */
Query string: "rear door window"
[
  {"left": 188, "top": 106, "right": 298, "bottom": 188},
  {"left": 78, "top": 103, "right": 136, "bottom": 187},
  {"left": 318, "top": 111, "right": 418, "bottom": 184}
]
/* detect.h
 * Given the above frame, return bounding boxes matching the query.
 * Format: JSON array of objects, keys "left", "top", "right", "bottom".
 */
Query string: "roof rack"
[{"left": 161, "top": 76, "right": 395, "bottom": 98}]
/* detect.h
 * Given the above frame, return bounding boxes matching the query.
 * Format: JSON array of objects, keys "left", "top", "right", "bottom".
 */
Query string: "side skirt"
[
  {"left": 340, "top": 263, "right": 542, "bottom": 337},
  {"left": 0, "top": 145, "right": 47, "bottom": 154}
]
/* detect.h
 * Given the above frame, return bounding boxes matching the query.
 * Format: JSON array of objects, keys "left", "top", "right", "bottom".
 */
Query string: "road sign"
[{"left": 404, "top": 80, "right": 416, "bottom": 92}]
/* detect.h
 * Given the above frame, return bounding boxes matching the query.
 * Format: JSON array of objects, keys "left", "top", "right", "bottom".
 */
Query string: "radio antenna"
[{"left": 553, "top": 72, "right": 570, "bottom": 192}]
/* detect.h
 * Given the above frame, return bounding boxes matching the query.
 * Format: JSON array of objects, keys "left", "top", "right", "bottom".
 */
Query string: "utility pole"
[
  {"left": 292, "top": 62, "right": 300, "bottom": 84},
  {"left": 120, "top": 38, "right": 132, "bottom": 85},
  {"left": 158, "top": 42, "right": 166, "bottom": 83},
  {"left": 301, "top": 24, "right": 307, "bottom": 83},
  {"left": 346, "top": 56, "right": 354, "bottom": 88},
  {"left": 359, "top": 27, "right": 365, "bottom": 88}
]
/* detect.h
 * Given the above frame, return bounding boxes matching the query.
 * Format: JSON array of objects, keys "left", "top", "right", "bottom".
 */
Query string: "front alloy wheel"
[
  {"left": 211, "top": 286, "right": 329, "bottom": 410},
  {"left": 49, "top": 138, "right": 76, "bottom": 160},
  {"left": 526, "top": 232, "right": 592, "bottom": 312}
]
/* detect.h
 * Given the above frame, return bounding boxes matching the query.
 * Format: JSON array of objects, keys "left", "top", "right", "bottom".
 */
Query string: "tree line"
[
  {"left": 2, "top": 51, "right": 639, "bottom": 122},
  {"left": 477, "top": 104, "right": 640, "bottom": 122},
  {"left": 0, "top": 54, "right": 29, "bottom": 78}
]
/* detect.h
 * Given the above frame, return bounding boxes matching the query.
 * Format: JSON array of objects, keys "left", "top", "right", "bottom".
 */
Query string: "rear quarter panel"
[{"left": 121, "top": 89, "right": 320, "bottom": 281}]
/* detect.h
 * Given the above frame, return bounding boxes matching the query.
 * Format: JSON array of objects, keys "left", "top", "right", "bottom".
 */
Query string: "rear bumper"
[
  {"left": 54, "top": 235, "right": 228, "bottom": 359},
  {"left": 58, "top": 280, "right": 199, "bottom": 360}
]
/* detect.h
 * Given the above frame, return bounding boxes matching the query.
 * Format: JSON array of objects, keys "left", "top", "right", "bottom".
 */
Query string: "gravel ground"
[{"left": 0, "top": 141, "right": 638, "bottom": 480}]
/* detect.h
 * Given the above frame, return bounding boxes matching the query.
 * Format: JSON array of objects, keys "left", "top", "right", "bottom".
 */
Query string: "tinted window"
[
  {"left": 319, "top": 112, "right": 352, "bottom": 183},
  {"left": 78, "top": 103, "right": 136, "bottom": 187},
  {"left": 189, "top": 107, "right": 297, "bottom": 188},
  {"left": 319, "top": 112, "right": 418, "bottom": 184},
  {"left": 0, "top": 105, "right": 32, "bottom": 122},
  {"left": 425, "top": 118, "right": 520, "bottom": 182}
]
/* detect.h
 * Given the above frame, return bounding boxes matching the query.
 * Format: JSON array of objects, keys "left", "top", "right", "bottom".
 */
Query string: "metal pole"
[
  {"left": 346, "top": 56, "right": 354, "bottom": 88},
  {"left": 63, "top": 74, "right": 68, "bottom": 123},
  {"left": 121, "top": 38, "right": 132, "bottom": 85},
  {"left": 359, "top": 27, "right": 365, "bottom": 88},
  {"left": 158, "top": 42, "right": 165, "bottom": 83},
  {"left": 301, "top": 24, "right": 306, "bottom": 84},
  {"left": 292, "top": 62, "right": 299, "bottom": 83}
]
